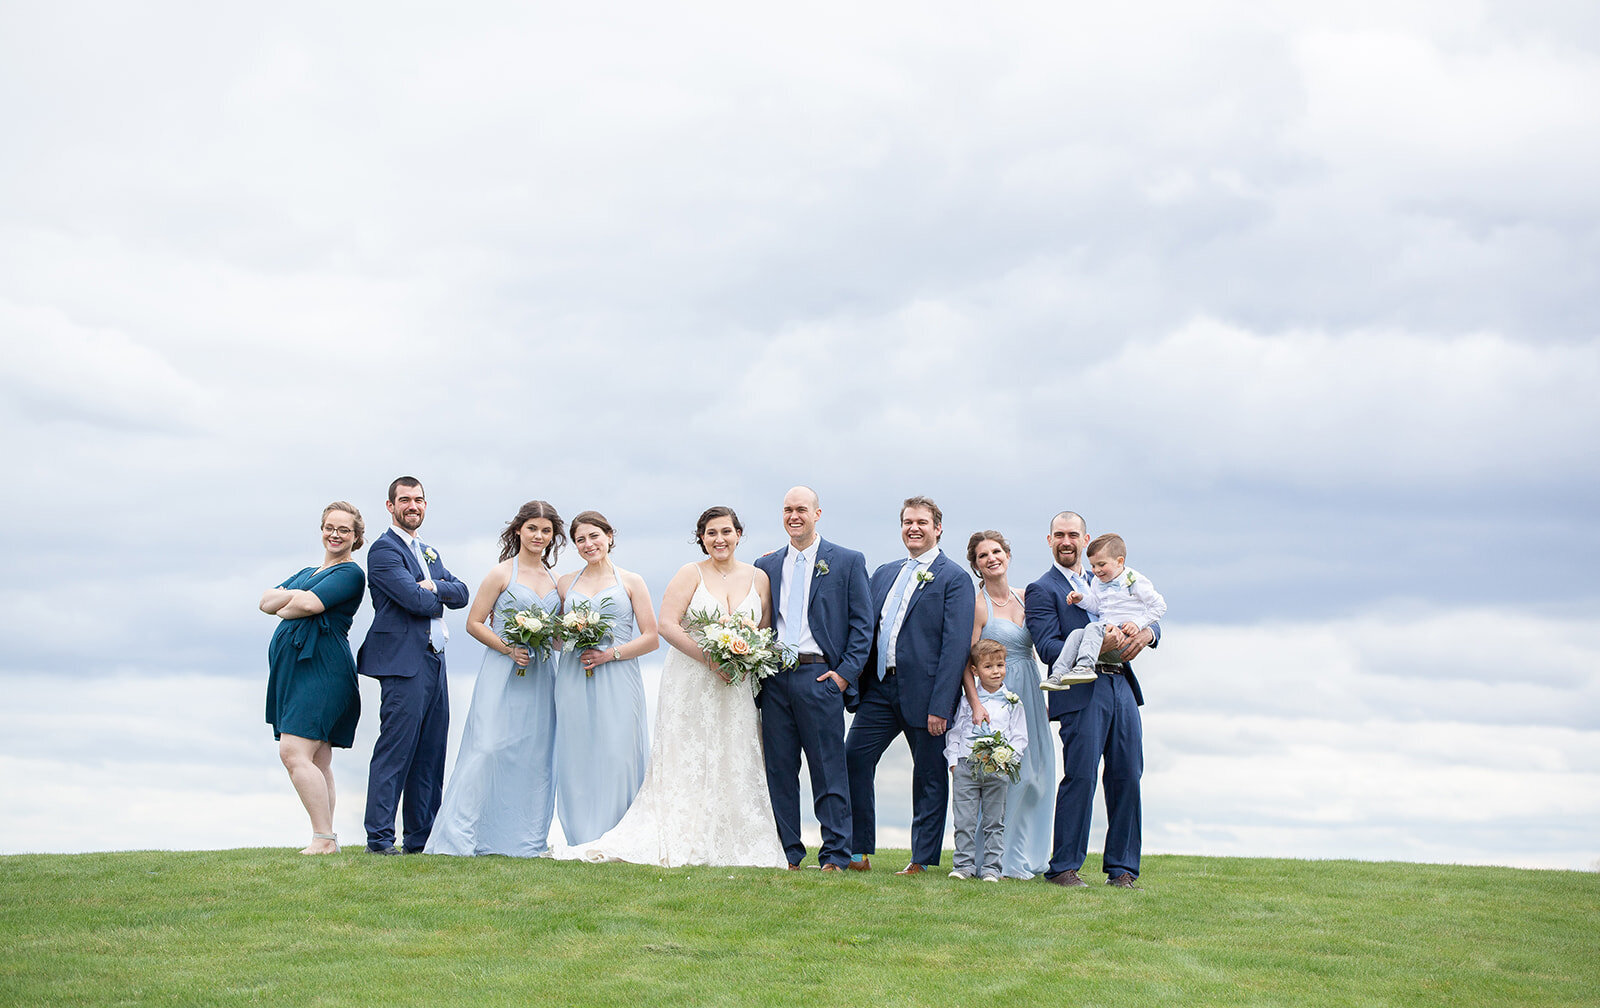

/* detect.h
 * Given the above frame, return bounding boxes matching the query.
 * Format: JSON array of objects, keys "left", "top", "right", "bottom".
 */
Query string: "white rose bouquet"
[
  {"left": 497, "top": 602, "right": 559, "bottom": 675},
  {"left": 681, "top": 607, "right": 795, "bottom": 694},
  {"left": 968, "top": 727, "right": 1023, "bottom": 783},
  {"left": 560, "top": 598, "right": 617, "bottom": 676}
]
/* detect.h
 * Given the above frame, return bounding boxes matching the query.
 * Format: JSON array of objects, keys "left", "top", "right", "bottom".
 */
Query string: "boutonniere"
[
  {"left": 423, "top": 547, "right": 438, "bottom": 565},
  {"left": 1123, "top": 570, "right": 1137, "bottom": 591},
  {"left": 814, "top": 559, "right": 829, "bottom": 577},
  {"left": 913, "top": 569, "right": 935, "bottom": 589},
  {"left": 1003, "top": 690, "right": 1020, "bottom": 706}
]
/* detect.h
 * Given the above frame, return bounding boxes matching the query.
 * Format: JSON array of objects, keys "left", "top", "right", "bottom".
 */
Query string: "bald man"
[{"left": 755, "top": 486, "right": 873, "bottom": 870}]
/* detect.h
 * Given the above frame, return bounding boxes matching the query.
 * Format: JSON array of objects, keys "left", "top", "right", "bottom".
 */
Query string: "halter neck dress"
[
  {"left": 552, "top": 567, "right": 648, "bottom": 846},
  {"left": 426, "top": 556, "right": 562, "bottom": 856}
]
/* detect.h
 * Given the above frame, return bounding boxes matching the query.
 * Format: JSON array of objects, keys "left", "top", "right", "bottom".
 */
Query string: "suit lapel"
[
  {"left": 808, "top": 540, "right": 832, "bottom": 606},
  {"left": 900, "top": 553, "right": 940, "bottom": 620},
  {"left": 390, "top": 528, "right": 422, "bottom": 577}
]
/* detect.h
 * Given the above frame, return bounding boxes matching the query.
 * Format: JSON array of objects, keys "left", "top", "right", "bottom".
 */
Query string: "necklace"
[{"left": 986, "top": 587, "right": 1013, "bottom": 608}]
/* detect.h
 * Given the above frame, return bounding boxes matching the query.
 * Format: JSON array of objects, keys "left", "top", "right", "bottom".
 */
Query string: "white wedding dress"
[{"left": 563, "top": 577, "right": 788, "bottom": 868}]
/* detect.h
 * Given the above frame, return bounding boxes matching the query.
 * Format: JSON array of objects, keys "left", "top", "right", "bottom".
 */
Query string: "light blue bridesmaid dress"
[
  {"left": 553, "top": 569, "right": 648, "bottom": 846},
  {"left": 982, "top": 591, "right": 1057, "bottom": 879},
  {"left": 425, "top": 557, "right": 560, "bottom": 856}
]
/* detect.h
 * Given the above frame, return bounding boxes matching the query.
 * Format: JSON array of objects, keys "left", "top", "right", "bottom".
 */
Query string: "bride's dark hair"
[
  {"left": 498, "top": 500, "right": 565, "bottom": 566},
  {"left": 691, "top": 506, "right": 743, "bottom": 554}
]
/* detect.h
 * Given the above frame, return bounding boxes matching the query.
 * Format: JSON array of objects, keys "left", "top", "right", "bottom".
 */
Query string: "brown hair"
[
  {"left": 969, "top": 638, "right": 1007, "bottom": 667},
  {"left": 321, "top": 502, "right": 366, "bottom": 550},
  {"left": 900, "top": 495, "right": 943, "bottom": 541},
  {"left": 691, "top": 506, "right": 743, "bottom": 554},
  {"left": 1087, "top": 533, "right": 1126, "bottom": 560},
  {"left": 965, "top": 529, "right": 1011, "bottom": 576},
  {"left": 387, "top": 476, "right": 423, "bottom": 502},
  {"left": 569, "top": 510, "right": 616, "bottom": 550},
  {"left": 498, "top": 500, "right": 566, "bottom": 566}
]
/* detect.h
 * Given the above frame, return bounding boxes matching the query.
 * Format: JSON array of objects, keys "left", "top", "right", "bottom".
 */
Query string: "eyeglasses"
[{"left": 322, "top": 525, "right": 356, "bottom": 536}]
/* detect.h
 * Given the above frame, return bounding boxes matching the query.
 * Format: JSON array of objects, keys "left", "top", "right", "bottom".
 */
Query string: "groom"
[
  {"left": 755, "top": 486, "right": 873, "bottom": 871},
  {"left": 359, "top": 476, "right": 470, "bottom": 854},
  {"left": 844, "top": 496, "right": 975, "bottom": 874}
]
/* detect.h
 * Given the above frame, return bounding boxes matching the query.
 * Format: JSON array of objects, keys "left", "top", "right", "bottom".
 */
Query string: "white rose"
[{"left": 993, "top": 746, "right": 1014, "bottom": 764}]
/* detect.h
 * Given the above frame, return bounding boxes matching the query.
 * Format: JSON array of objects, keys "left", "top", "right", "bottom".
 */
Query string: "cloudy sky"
[{"left": 3, "top": 2, "right": 1596, "bottom": 869}]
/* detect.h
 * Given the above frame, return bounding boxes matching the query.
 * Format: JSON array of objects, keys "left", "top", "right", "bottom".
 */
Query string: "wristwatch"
[{"left": 612, "top": 647, "right": 622, "bottom": 662}]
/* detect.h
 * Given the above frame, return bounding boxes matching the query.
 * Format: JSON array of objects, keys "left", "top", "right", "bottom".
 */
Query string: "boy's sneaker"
[
  {"left": 1040, "top": 665, "right": 1098, "bottom": 691},
  {"left": 981, "top": 875, "right": 1001, "bottom": 882},
  {"left": 948, "top": 869, "right": 972, "bottom": 880}
]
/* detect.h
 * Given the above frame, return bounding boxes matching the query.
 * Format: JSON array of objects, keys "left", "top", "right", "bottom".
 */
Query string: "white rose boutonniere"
[
  {"left": 1123, "top": 570, "right": 1137, "bottom": 592},
  {"left": 913, "top": 569, "right": 935, "bottom": 589},
  {"left": 814, "top": 559, "right": 829, "bottom": 577},
  {"left": 1003, "top": 689, "right": 1021, "bottom": 706},
  {"left": 423, "top": 546, "right": 438, "bottom": 565}
]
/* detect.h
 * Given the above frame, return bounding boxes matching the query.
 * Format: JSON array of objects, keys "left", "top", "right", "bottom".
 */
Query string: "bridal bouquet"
[
  {"left": 968, "top": 728, "right": 1023, "bottom": 783},
  {"left": 497, "top": 601, "right": 559, "bottom": 675},
  {"left": 681, "top": 607, "right": 795, "bottom": 694},
  {"left": 561, "top": 598, "right": 617, "bottom": 676}
]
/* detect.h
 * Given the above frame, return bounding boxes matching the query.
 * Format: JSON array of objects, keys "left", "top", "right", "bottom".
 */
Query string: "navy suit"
[
  {"left": 755, "top": 539, "right": 873, "bottom": 868},
  {"left": 844, "top": 550, "right": 975, "bottom": 867},
  {"left": 359, "top": 527, "right": 469, "bottom": 851},
  {"left": 1024, "top": 565, "right": 1158, "bottom": 880}
]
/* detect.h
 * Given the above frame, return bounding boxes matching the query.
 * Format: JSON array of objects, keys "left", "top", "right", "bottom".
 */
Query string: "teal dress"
[
  {"left": 266, "top": 562, "right": 364, "bottom": 747},
  {"left": 426, "top": 558, "right": 562, "bottom": 856},
  {"left": 553, "top": 571, "right": 648, "bottom": 846},
  {"left": 981, "top": 591, "right": 1056, "bottom": 878}
]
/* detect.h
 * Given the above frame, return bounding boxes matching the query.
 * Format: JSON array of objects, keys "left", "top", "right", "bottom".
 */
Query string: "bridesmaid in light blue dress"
[
  {"left": 553, "top": 510, "right": 658, "bottom": 846},
  {"left": 427, "top": 501, "right": 565, "bottom": 857},
  {"left": 966, "top": 530, "right": 1056, "bottom": 879}
]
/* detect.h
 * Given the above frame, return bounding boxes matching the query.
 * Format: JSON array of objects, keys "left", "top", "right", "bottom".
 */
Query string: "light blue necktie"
[
  {"left": 877, "top": 559, "right": 919, "bottom": 678},
  {"left": 781, "top": 552, "right": 806, "bottom": 647}
]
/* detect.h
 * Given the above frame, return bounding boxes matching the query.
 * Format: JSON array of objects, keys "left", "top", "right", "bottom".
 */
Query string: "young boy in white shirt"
[
  {"left": 945, "top": 639, "right": 1029, "bottom": 881},
  {"left": 1042, "top": 533, "right": 1167, "bottom": 691}
]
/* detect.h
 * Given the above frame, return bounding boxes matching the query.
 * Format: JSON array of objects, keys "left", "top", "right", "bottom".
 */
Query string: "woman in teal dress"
[
  {"left": 426, "top": 501, "right": 566, "bottom": 857},
  {"left": 965, "top": 530, "right": 1056, "bottom": 879},
  {"left": 260, "top": 502, "right": 367, "bottom": 855},
  {"left": 552, "top": 510, "right": 659, "bottom": 846}
]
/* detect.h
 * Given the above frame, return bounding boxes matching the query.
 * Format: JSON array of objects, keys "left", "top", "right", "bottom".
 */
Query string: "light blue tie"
[
  {"left": 877, "top": 559, "right": 919, "bottom": 678},
  {"left": 781, "top": 552, "right": 806, "bottom": 647}
]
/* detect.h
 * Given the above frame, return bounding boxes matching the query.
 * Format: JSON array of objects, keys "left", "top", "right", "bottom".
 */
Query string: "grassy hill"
[{"left": 2, "top": 849, "right": 1594, "bottom": 1006}]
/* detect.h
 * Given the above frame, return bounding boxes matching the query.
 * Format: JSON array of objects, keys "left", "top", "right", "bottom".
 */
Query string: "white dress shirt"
[
  {"left": 944, "top": 685, "right": 1030, "bottom": 767},
  {"left": 778, "top": 538, "right": 822, "bottom": 657},
  {"left": 1078, "top": 565, "right": 1167, "bottom": 629}
]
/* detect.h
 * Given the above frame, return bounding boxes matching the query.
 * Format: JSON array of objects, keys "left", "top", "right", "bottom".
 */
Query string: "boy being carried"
[{"left": 1041, "top": 533, "right": 1166, "bottom": 691}]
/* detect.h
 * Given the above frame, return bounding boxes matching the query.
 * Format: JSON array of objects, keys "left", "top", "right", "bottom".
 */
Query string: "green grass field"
[{"left": 2, "top": 849, "right": 1594, "bottom": 1007}]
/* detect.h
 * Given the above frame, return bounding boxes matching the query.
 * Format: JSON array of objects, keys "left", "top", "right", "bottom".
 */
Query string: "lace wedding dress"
[{"left": 563, "top": 577, "right": 788, "bottom": 868}]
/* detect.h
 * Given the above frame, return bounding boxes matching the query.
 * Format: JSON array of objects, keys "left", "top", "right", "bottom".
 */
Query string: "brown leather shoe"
[
  {"left": 820, "top": 864, "right": 842, "bottom": 872},
  {"left": 1046, "top": 869, "right": 1089, "bottom": 887},
  {"left": 847, "top": 857, "right": 870, "bottom": 872},
  {"left": 1106, "top": 872, "right": 1141, "bottom": 889},
  {"left": 894, "top": 862, "right": 926, "bottom": 875},
  {"left": 786, "top": 863, "right": 802, "bottom": 870}
]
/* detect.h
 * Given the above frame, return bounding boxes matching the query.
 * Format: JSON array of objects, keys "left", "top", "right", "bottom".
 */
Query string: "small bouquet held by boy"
[
  {"left": 681, "top": 608, "right": 796, "bottom": 694},
  {"left": 561, "top": 598, "right": 617, "bottom": 676},
  {"left": 967, "top": 727, "right": 1023, "bottom": 783},
  {"left": 498, "top": 600, "right": 560, "bottom": 676}
]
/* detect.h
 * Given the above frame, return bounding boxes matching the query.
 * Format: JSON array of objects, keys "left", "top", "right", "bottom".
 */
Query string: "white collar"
[
  {"left": 391, "top": 525, "right": 421, "bottom": 548},
  {"left": 785, "top": 537, "right": 821, "bottom": 563},
  {"left": 907, "top": 546, "right": 941, "bottom": 567},
  {"left": 1054, "top": 559, "right": 1084, "bottom": 582}
]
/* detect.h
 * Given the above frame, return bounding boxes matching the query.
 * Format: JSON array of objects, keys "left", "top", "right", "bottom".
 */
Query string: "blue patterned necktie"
[{"left": 781, "top": 551, "right": 806, "bottom": 647}]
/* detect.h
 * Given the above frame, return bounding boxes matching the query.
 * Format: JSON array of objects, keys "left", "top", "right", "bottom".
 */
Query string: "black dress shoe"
[
  {"left": 368, "top": 846, "right": 401, "bottom": 855},
  {"left": 1045, "top": 869, "right": 1089, "bottom": 887}
]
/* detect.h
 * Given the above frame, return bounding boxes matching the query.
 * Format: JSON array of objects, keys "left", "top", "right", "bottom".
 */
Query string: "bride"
[{"left": 565, "top": 506, "right": 788, "bottom": 868}]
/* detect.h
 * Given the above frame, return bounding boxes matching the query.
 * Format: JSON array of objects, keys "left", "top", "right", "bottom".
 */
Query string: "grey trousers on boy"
[{"left": 951, "top": 757, "right": 1010, "bottom": 877}]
